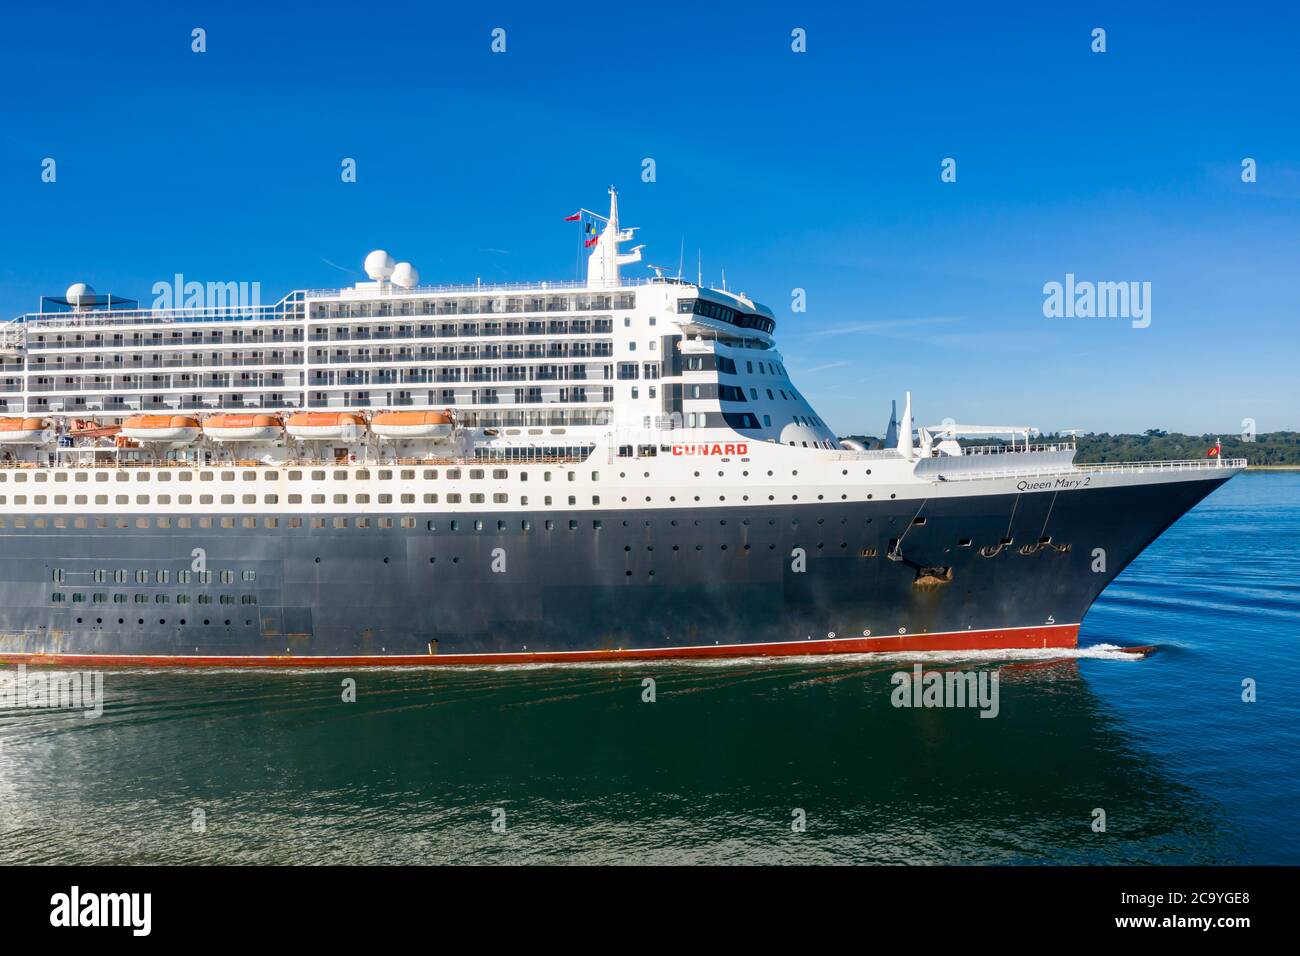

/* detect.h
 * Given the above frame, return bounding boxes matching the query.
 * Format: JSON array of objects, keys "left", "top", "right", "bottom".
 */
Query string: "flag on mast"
[{"left": 563, "top": 212, "right": 581, "bottom": 222}]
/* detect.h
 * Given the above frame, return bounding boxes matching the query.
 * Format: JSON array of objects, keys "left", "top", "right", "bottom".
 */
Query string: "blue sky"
[{"left": 1, "top": 1, "right": 1296, "bottom": 435}]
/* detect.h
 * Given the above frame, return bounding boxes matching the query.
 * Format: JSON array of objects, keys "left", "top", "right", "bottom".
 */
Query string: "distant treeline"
[{"left": 839, "top": 431, "right": 1300, "bottom": 466}]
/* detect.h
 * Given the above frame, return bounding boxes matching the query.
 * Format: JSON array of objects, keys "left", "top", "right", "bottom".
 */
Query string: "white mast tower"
[{"left": 587, "top": 186, "right": 644, "bottom": 287}]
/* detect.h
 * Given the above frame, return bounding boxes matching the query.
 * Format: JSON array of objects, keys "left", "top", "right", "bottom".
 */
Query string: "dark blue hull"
[{"left": 0, "top": 475, "right": 1230, "bottom": 661}]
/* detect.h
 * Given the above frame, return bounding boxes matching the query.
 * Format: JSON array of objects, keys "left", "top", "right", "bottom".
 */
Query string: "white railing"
[
  {"left": 961, "top": 442, "right": 1075, "bottom": 456},
  {"left": 933, "top": 457, "right": 1248, "bottom": 482},
  {"left": 15, "top": 305, "right": 304, "bottom": 331},
  {"left": 298, "top": 278, "right": 655, "bottom": 298}
]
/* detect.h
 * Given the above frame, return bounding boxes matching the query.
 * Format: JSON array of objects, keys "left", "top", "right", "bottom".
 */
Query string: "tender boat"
[
  {"left": 203, "top": 413, "right": 284, "bottom": 442},
  {"left": 285, "top": 411, "right": 364, "bottom": 441},
  {"left": 0, "top": 417, "right": 53, "bottom": 444},
  {"left": 370, "top": 410, "right": 454, "bottom": 441},
  {"left": 120, "top": 415, "right": 201, "bottom": 443}
]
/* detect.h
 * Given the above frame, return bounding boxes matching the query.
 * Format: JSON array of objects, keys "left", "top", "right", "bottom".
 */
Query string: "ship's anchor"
[{"left": 885, "top": 499, "right": 952, "bottom": 587}]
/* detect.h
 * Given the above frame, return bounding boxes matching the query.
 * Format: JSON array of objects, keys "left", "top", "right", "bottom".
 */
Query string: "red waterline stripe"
[{"left": 0, "top": 624, "right": 1079, "bottom": 668}]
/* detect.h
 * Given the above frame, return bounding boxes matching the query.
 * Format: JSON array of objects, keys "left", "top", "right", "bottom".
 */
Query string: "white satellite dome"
[
  {"left": 391, "top": 262, "right": 420, "bottom": 289},
  {"left": 65, "top": 282, "right": 96, "bottom": 306},
  {"left": 364, "top": 250, "right": 396, "bottom": 280}
]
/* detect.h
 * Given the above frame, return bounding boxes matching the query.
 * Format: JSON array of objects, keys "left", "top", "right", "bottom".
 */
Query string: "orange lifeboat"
[
  {"left": 370, "top": 410, "right": 454, "bottom": 442},
  {"left": 203, "top": 413, "right": 284, "bottom": 442},
  {"left": 285, "top": 411, "right": 364, "bottom": 441},
  {"left": 0, "top": 417, "right": 52, "bottom": 445},
  {"left": 120, "top": 414, "right": 201, "bottom": 444}
]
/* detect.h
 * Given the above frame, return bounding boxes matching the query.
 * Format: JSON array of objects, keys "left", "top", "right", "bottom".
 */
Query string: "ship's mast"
[{"left": 586, "top": 186, "right": 643, "bottom": 287}]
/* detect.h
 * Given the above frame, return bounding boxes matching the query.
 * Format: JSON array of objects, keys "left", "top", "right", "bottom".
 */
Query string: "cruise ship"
[{"left": 0, "top": 189, "right": 1244, "bottom": 666}]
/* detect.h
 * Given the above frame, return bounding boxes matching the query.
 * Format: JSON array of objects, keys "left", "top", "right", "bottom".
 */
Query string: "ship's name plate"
[
  {"left": 1016, "top": 476, "right": 1091, "bottom": 492},
  {"left": 671, "top": 443, "right": 748, "bottom": 456}
]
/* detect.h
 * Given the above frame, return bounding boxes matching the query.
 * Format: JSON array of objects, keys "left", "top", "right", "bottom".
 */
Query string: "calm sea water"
[{"left": 2, "top": 473, "right": 1297, "bottom": 865}]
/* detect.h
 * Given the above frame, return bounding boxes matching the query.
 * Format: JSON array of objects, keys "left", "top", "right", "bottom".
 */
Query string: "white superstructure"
[
  {"left": 1, "top": 188, "right": 838, "bottom": 457},
  {"left": 0, "top": 187, "right": 1239, "bottom": 523}
]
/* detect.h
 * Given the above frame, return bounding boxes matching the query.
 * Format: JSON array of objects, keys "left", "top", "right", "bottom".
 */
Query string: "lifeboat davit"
[
  {"left": 285, "top": 412, "right": 364, "bottom": 441},
  {"left": 121, "top": 415, "right": 201, "bottom": 444},
  {"left": 69, "top": 419, "right": 122, "bottom": 440},
  {"left": 370, "top": 410, "right": 454, "bottom": 442},
  {"left": 203, "top": 413, "right": 284, "bottom": 442},
  {"left": 0, "top": 417, "right": 53, "bottom": 445}
]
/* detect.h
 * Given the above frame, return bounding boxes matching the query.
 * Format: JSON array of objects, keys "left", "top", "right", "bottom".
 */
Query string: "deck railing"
[{"left": 934, "top": 457, "right": 1248, "bottom": 482}]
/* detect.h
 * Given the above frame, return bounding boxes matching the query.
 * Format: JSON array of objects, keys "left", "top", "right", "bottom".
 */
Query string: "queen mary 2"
[{"left": 0, "top": 189, "right": 1243, "bottom": 666}]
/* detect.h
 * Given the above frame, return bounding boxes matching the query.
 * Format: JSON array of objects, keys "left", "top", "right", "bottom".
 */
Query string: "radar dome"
[
  {"left": 66, "top": 282, "right": 96, "bottom": 306},
  {"left": 391, "top": 262, "right": 420, "bottom": 289},
  {"left": 364, "top": 250, "right": 396, "bottom": 280}
]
